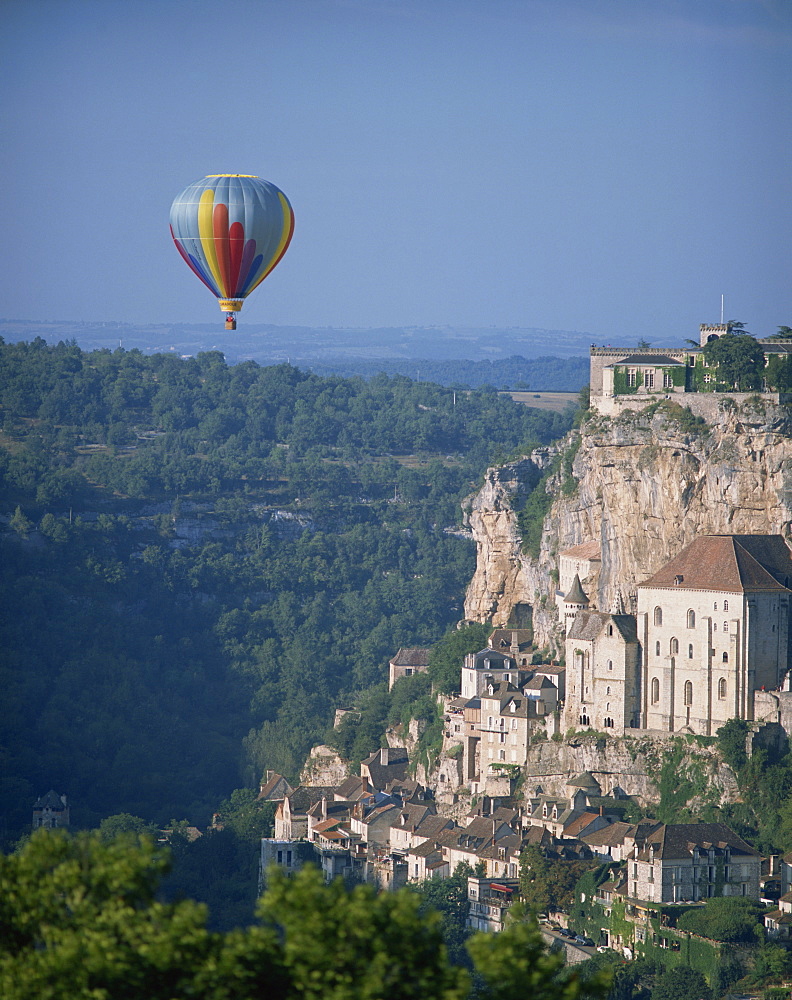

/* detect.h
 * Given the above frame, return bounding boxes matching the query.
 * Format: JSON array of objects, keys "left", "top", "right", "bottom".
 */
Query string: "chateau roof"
[
  {"left": 639, "top": 535, "right": 792, "bottom": 594},
  {"left": 609, "top": 354, "right": 684, "bottom": 366},
  {"left": 560, "top": 541, "right": 601, "bottom": 561},
  {"left": 566, "top": 610, "right": 638, "bottom": 644},
  {"left": 33, "top": 790, "right": 66, "bottom": 810},
  {"left": 489, "top": 628, "right": 533, "bottom": 653},
  {"left": 470, "top": 648, "right": 515, "bottom": 670},
  {"left": 389, "top": 647, "right": 431, "bottom": 667},
  {"left": 636, "top": 822, "right": 758, "bottom": 861}
]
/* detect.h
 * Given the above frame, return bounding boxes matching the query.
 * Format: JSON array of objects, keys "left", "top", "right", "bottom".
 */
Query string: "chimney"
[
  {"left": 321, "top": 796, "right": 327, "bottom": 821},
  {"left": 511, "top": 630, "right": 519, "bottom": 654},
  {"left": 380, "top": 747, "right": 389, "bottom": 766}
]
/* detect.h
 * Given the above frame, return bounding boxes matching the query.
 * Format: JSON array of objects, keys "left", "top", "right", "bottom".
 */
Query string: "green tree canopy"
[
  {"left": 676, "top": 895, "right": 766, "bottom": 943},
  {"left": 702, "top": 333, "right": 766, "bottom": 390},
  {"left": 651, "top": 966, "right": 711, "bottom": 1000},
  {"left": 1, "top": 828, "right": 612, "bottom": 1000},
  {"left": 428, "top": 622, "right": 492, "bottom": 694}
]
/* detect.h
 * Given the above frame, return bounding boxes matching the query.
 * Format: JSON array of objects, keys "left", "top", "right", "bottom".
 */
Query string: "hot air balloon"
[{"left": 169, "top": 174, "right": 294, "bottom": 330}]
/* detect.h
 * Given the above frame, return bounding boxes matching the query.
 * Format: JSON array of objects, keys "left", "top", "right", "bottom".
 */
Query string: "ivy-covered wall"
[{"left": 612, "top": 367, "right": 643, "bottom": 395}]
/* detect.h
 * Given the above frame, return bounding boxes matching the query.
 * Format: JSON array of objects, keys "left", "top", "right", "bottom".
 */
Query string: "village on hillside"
[
  {"left": 251, "top": 325, "right": 792, "bottom": 974},
  {"left": 257, "top": 516, "right": 792, "bottom": 966}
]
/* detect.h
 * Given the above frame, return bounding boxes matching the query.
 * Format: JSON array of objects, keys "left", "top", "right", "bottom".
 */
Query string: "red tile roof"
[{"left": 639, "top": 535, "right": 792, "bottom": 594}]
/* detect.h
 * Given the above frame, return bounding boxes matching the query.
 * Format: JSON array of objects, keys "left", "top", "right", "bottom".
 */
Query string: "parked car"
[{"left": 575, "top": 936, "right": 595, "bottom": 947}]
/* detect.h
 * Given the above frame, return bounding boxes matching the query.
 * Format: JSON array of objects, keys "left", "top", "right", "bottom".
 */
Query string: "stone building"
[
  {"left": 388, "top": 647, "right": 431, "bottom": 690},
  {"left": 626, "top": 822, "right": 760, "bottom": 904},
  {"left": 32, "top": 790, "right": 70, "bottom": 829},
  {"left": 564, "top": 611, "right": 641, "bottom": 733},
  {"left": 638, "top": 535, "right": 792, "bottom": 734},
  {"left": 460, "top": 648, "right": 531, "bottom": 700}
]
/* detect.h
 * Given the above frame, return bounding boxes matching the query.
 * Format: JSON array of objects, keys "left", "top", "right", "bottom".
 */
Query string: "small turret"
[{"left": 563, "top": 574, "right": 589, "bottom": 634}]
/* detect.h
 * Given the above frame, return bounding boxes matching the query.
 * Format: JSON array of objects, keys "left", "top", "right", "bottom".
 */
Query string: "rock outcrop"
[{"left": 464, "top": 397, "right": 792, "bottom": 651}]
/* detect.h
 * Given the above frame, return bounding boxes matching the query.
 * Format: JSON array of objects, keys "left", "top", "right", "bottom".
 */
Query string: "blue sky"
[{"left": 1, "top": 0, "right": 790, "bottom": 343}]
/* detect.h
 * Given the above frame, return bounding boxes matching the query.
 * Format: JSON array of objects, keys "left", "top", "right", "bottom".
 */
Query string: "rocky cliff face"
[{"left": 464, "top": 398, "right": 792, "bottom": 650}]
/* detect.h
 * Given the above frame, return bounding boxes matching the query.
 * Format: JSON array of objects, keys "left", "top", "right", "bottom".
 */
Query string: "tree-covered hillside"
[{"left": 0, "top": 338, "right": 575, "bottom": 840}]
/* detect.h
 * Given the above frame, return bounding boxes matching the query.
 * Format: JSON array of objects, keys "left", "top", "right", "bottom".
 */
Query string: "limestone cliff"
[{"left": 464, "top": 397, "right": 792, "bottom": 650}]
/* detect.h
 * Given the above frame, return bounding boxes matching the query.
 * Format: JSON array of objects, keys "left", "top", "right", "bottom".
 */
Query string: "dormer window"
[{"left": 674, "top": 575, "right": 683, "bottom": 585}]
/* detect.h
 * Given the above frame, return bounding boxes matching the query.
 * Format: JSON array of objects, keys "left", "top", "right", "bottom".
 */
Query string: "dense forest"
[{"left": 0, "top": 337, "right": 576, "bottom": 844}]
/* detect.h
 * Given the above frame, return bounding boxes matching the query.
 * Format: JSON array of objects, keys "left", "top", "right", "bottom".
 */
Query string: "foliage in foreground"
[{"left": 0, "top": 830, "right": 606, "bottom": 1000}]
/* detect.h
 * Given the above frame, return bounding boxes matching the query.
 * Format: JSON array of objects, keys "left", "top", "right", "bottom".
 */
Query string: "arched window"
[
  {"left": 723, "top": 621, "right": 728, "bottom": 633},
  {"left": 723, "top": 600, "right": 729, "bottom": 612},
  {"left": 713, "top": 602, "right": 718, "bottom": 611},
  {"left": 687, "top": 609, "right": 695, "bottom": 628},
  {"left": 654, "top": 606, "right": 663, "bottom": 626},
  {"left": 607, "top": 659, "right": 613, "bottom": 671},
  {"left": 688, "top": 644, "right": 693, "bottom": 659},
  {"left": 651, "top": 678, "right": 659, "bottom": 704},
  {"left": 722, "top": 652, "right": 728, "bottom": 663},
  {"left": 608, "top": 624, "right": 613, "bottom": 636},
  {"left": 713, "top": 622, "right": 717, "bottom": 632},
  {"left": 683, "top": 680, "right": 693, "bottom": 706},
  {"left": 718, "top": 678, "right": 727, "bottom": 700},
  {"left": 670, "top": 638, "right": 679, "bottom": 655},
  {"left": 655, "top": 641, "right": 661, "bottom": 656},
  {"left": 606, "top": 686, "right": 611, "bottom": 695}
]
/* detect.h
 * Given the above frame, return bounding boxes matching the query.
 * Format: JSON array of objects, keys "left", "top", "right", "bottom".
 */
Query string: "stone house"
[
  {"left": 478, "top": 681, "right": 534, "bottom": 773},
  {"left": 388, "top": 647, "right": 431, "bottom": 690},
  {"left": 461, "top": 648, "right": 531, "bottom": 700},
  {"left": 564, "top": 611, "right": 641, "bottom": 733},
  {"left": 257, "top": 772, "right": 294, "bottom": 803},
  {"left": 274, "top": 786, "right": 336, "bottom": 840},
  {"left": 626, "top": 822, "right": 761, "bottom": 904},
  {"left": 765, "top": 891, "right": 792, "bottom": 940},
  {"left": 488, "top": 628, "right": 534, "bottom": 667},
  {"left": 32, "top": 790, "right": 70, "bottom": 829},
  {"left": 638, "top": 535, "right": 792, "bottom": 734},
  {"left": 389, "top": 805, "right": 454, "bottom": 854},
  {"left": 360, "top": 747, "right": 409, "bottom": 789}
]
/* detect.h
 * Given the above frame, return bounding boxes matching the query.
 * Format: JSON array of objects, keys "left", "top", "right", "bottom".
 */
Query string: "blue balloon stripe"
[{"left": 240, "top": 254, "right": 265, "bottom": 295}]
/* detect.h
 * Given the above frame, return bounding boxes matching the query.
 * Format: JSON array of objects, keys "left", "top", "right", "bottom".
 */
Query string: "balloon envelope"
[{"left": 169, "top": 174, "right": 294, "bottom": 313}]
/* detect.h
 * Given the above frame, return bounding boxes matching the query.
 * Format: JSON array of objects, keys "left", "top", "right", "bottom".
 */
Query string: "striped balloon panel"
[{"left": 169, "top": 175, "right": 294, "bottom": 302}]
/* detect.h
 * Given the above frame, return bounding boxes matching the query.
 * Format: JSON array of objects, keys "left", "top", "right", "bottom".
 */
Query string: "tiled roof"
[
  {"left": 566, "top": 771, "right": 602, "bottom": 791},
  {"left": 564, "top": 574, "right": 589, "bottom": 604},
  {"left": 610, "top": 354, "right": 684, "bottom": 366},
  {"left": 390, "top": 647, "right": 431, "bottom": 667},
  {"left": 33, "top": 790, "right": 66, "bottom": 809},
  {"left": 489, "top": 628, "right": 533, "bottom": 653},
  {"left": 560, "top": 540, "right": 602, "bottom": 561},
  {"left": 285, "top": 786, "right": 337, "bottom": 814},
  {"left": 638, "top": 535, "right": 792, "bottom": 593},
  {"left": 524, "top": 676, "right": 557, "bottom": 690},
  {"left": 638, "top": 822, "right": 759, "bottom": 861},
  {"left": 581, "top": 821, "right": 634, "bottom": 848},
  {"left": 563, "top": 812, "right": 602, "bottom": 837},
  {"left": 471, "top": 648, "right": 515, "bottom": 669},
  {"left": 258, "top": 773, "right": 294, "bottom": 801},
  {"left": 335, "top": 776, "right": 371, "bottom": 800},
  {"left": 566, "top": 611, "right": 638, "bottom": 643}
]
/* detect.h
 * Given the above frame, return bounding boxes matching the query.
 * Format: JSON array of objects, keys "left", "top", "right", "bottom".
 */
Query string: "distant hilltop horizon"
[{"left": 0, "top": 318, "right": 594, "bottom": 391}]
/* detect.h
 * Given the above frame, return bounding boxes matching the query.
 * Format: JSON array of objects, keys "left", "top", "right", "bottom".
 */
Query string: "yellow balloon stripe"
[
  {"left": 198, "top": 189, "right": 223, "bottom": 292},
  {"left": 246, "top": 191, "right": 295, "bottom": 295}
]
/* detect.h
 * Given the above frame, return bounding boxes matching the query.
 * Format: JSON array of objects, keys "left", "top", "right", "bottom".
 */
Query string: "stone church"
[{"left": 564, "top": 535, "right": 792, "bottom": 736}]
